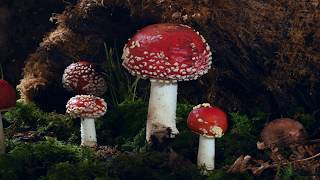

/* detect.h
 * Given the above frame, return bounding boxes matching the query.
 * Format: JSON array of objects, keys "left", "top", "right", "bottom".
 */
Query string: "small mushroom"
[
  {"left": 122, "top": 23, "right": 212, "bottom": 142},
  {"left": 62, "top": 61, "right": 107, "bottom": 96},
  {"left": 0, "top": 80, "right": 16, "bottom": 154},
  {"left": 187, "top": 103, "right": 228, "bottom": 173},
  {"left": 260, "top": 118, "right": 307, "bottom": 148},
  {"left": 66, "top": 95, "right": 107, "bottom": 147}
]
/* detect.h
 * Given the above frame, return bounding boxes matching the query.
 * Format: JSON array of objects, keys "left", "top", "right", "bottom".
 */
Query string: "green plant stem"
[{"left": 130, "top": 77, "right": 140, "bottom": 102}]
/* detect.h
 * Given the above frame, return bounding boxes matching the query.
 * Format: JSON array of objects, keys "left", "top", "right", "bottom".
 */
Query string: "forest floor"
[
  {"left": 0, "top": 0, "right": 319, "bottom": 179},
  {"left": 0, "top": 100, "right": 319, "bottom": 179}
]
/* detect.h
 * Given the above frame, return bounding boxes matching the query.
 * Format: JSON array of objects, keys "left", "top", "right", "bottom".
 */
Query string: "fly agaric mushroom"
[
  {"left": 66, "top": 95, "right": 107, "bottom": 147},
  {"left": 0, "top": 80, "right": 16, "bottom": 154},
  {"left": 259, "top": 118, "right": 307, "bottom": 149},
  {"left": 62, "top": 61, "right": 107, "bottom": 96},
  {"left": 187, "top": 103, "right": 228, "bottom": 172},
  {"left": 122, "top": 23, "right": 212, "bottom": 142}
]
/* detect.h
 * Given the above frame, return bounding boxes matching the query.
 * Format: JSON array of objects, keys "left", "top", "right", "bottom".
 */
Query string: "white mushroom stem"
[
  {"left": 80, "top": 118, "right": 97, "bottom": 147},
  {"left": 197, "top": 135, "right": 215, "bottom": 172},
  {"left": 0, "top": 114, "right": 5, "bottom": 154},
  {"left": 146, "top": 80, "right": 179, "bottom": 142}
]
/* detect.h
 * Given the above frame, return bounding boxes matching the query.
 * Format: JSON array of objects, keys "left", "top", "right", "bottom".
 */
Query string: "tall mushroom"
[
  {"left": 122, "top": 23, "right": 212, "bottom": 142},
  {"left": 0, "top": 80, "right": 16, "bottom": 154},
  {"left": 62, "top": 61, "right": 107, "bottom": 96},
  {"left": 66, "top": 95, "right": 107, "bottom": 147},
  {"left": 187, "top": 103, "right": 228, "bottom": 172}
]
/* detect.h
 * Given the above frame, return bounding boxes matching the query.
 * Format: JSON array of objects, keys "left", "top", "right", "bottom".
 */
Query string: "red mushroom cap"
[
  {"left": 66, "top": 95, "right": 107, "bottom": 119},
  {"left": 122, "top": 23, "right": 212, "bottom": 82},
  {"left": 0, "top": 80, "right": 16, "bottom": 111},
  {"left": 62, "top": 61, "right": 107, "bottom": 96},
  {"left": 187, "top": 103, "right": 228, "bottom": 138}
]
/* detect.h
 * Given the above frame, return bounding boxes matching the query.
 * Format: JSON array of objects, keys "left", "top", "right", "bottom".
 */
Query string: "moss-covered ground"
[{"left": 0, "top": 101, "right": 317, "bottom": 179}]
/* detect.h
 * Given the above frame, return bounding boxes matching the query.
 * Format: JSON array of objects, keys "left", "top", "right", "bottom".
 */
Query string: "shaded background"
[{"left": 1, "top": 0, "right": 319, "bottom": 117}]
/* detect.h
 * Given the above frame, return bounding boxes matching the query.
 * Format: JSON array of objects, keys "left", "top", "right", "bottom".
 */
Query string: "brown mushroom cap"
[
  {"left": 66, "top": 95, "right": 107, "bottom": 119},
  {"left": 261, "top": 118, "right": 307, "bottom": 148}
]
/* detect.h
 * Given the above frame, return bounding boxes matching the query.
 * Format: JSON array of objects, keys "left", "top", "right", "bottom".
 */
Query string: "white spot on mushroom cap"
[
  {"left": 197, "top": 118, "right": 204, "bottom": 123},
  {"left": 193, "top": 103, "right": 212, "bottom": 110},
  {"left": 199, "top": 128, "right": 208, "bottom": 134},
  {"left": 210, "top": 126, "right": 224, "bottom": 138}
]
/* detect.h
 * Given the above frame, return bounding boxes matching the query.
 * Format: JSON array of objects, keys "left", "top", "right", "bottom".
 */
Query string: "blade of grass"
[{"left": 103, "top": 42, "right": 141, "bottom": 105}]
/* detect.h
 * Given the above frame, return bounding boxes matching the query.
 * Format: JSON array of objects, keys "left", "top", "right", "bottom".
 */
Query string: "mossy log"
[{"left": 17, "top": 0, "right": 320, "bottom": 114}]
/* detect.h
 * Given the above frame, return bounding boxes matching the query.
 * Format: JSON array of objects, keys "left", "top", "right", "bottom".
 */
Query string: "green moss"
[
  {"left": 275, "top": 165, "right": 312, "bottom": 180},
  {"left": 0, "top": 155, "right": 21, "bottom": 180},
  {"left": 97, "top": 101, "right": 192, "bottom": 149},
  {"left": 167, "top": 104, "right": 196, "bottom": 157},
  {"left": 4, "top": 102, "right": 44, "bottom": 128},
  {"left": 96, "top": 101, "right": 148, "bottom": 146},
  {"left": 121, "top": 127, "right": 148, "bottom": 152},
  {"left": 107, "top": 152, "right": 200, "bottom": 180},
  {"left": 4, "top": 102, "right": 78, "bottom": 142},
  {"left": 0, "top": 138, "right": 98, "bottom": 179},
  {"left": 0, "top": 100, "right": 314, "bottom": 179},
  {"left": 206, "top": 169, "right": 253, "bottom": 180},
  {"left": 229, "top": 111, "right": 268, "bottom": 137},
  {"left": 41, "top": 160, "right": 110, "bottom": 180}
]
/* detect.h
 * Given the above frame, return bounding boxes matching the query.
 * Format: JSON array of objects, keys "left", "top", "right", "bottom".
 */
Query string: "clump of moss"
[
  {"left": 0, "top": 138, "right": 100, "bottom": 180},
  {"left": 100, "top": 101, "right": 271, "bottom": 168},
  {"left": 121, "top": 127, "right": 147, "bottom": 152},
  {"left": 1, "top": 137, "right": 200, "bottom": 180},
  {"left": 4, "top": 102, "right": 78, "bottom": 142},
  {"left": 2, "top": 99, "right": 317, "bottom": 179},
  {"left": 106, "top": 151, "right": 200, "bottom": 180},
  {"left": 206, "top": 169, "right": 253, "bottom": 180},
  {"left": 42, "top": 160, "right": 110, "bottom": 180},
  {"left": 96, "top": 101, "right": 148, "bottom": 146},
  {"left": 97, "top": 102, "right": 194, "bottom": 152}
]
